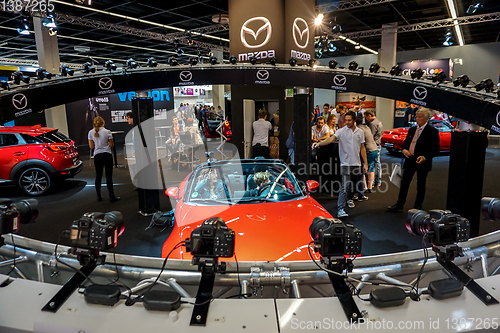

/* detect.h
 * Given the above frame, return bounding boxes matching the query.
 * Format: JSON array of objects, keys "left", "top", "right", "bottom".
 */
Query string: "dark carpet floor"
[{"left": 3, "top": 143, "right": 500, "bottom": 258}]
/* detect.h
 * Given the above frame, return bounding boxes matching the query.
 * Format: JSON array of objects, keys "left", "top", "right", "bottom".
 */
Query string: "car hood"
[
  {"left": 384, "top": 128, "right": 409, "bottom": 136},
  {"left": 164, "top": 197, "right": 331, "bottom": 262}
]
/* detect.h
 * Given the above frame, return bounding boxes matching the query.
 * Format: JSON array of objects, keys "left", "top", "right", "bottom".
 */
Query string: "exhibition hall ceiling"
[{"left": 0, "top": 0, "right": 499, "bottom": 66}]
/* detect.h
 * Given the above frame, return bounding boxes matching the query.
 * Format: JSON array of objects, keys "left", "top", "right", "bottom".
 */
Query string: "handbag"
[{"left": 390, "top": 159, "right": 404, "bottom": 188}]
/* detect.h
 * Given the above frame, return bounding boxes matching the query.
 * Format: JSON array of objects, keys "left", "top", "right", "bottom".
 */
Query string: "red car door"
[{"left": 0, "top": 133, "right": 28, "bottom": 180}]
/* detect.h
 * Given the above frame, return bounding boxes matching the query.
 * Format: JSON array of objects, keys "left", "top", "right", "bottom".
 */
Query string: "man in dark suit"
[{"left": 387, "top": 108, "right": 440, "bottom": 211}]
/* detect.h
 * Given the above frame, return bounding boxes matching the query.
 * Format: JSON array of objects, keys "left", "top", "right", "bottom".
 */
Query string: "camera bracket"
[
  {"left": 433, "top": 245, "right": 499, "bottom": 306},
  {"left": 42, "top": 248, "right": 105, "bottom": 313},
  {"left": 190, "top": 257, "right": 225, "bottom": 326},
  {"left": 324, "top": 257, "right": 362, "bottom": 323}
]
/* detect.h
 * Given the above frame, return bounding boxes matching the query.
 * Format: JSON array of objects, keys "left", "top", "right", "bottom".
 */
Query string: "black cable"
[
  {"left": 235, "top": 253, "right": 243, "bottom": 298},
  {"left": 53, "top": 230, "right": 94, "bottom": 284},
  {"left": 6, "top": 234, "right": 16, "bottom": 276},
  {"left": 411, "top": 233, "right": 430, "bottom": 297}
]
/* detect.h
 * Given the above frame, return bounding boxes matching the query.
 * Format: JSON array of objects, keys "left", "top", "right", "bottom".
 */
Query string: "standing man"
[
  {"left": 314, "top": 111, "right": 368, "bottom": 218},
  {"left": 318, "top": 103, "right": 330, "bottom": 123},
  {"left": 387, "top": 108, "right": 440, "bottom": 211},
  {"left": 364, "top": 110, "right": 384, "bottom": 187},
  {"left": 252, "top": 109, "right": 272, "bottom": 158}
]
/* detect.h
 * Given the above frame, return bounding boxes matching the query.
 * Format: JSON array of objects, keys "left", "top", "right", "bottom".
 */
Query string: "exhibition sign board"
[{"left": 398, "top": 58, "right": 453, "bottom": 81}]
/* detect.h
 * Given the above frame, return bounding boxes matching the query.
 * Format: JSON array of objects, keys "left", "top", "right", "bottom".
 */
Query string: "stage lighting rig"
[
  {"left": 189, "top": 57, "right": 198, "bottom": 66},
  {"left": 309, "top": 59, "right": 317, "bottom": 68},
  {"left": 289, "top": 58, "right": 297, "bottom": 66},
  {"left": 328, "top": 59, "right": 338, "bottom": 69},
  {"left": 83, "top": 62, "right": 96, "bottom": 73},
  {"left": 390, "top": 65, "right": 402, "bottom": 76},
  {"left": 35, "top": 68, "right": 52, "bottom": 80},
  {"left": 348, "top": 61, "right": 358, "bottom": 71},
  {"left": 453, "top": 74, "right": 470, "bottom": 88},
  {"left": 432, "top": 71, "right": 447, "bottom": 83},
  {"left": 369, "top": 63, "right": 380, "bottom": 73},
  {"left": 0, "top": 81, "right": 9, "bottom": 90},
  {"left": 229, "top": 55, "right": 237, "bottom": 64},
  {"left": 126, "top": 58, "right": 138, "bottom": 69},
  {"left": 411, "top": 68, "right": 424, "bottom": 80},
  {"left": 147, "top": 57, "right": 158, "bottom": 67},
  {"left": 209, "top": 56, "right": 218, "bottom": 65},
  {"left": 269, "top": 57, "right": 277, "bottom": 66},
  {"left": 104, "top": 60, "right": 117, "bottom": 72},
  {"left": 467, "top": 0, "right": 484, "bottom": 14},
  {"left": 475, "top": 78, "right": 495, "bottom": 93},
  {"left": 249, "top": 56, "right": 257, "bottom": 65},
  {"left": 17, "top": 16, "right": 31, "bottom": 35},
  {"left": 11, "top": 71, "right": 30, "bottom": 85},
  {"left": 327, "top": 40, "right": 337, "bottom": 53},
  {"left": 168, "top": 57, "right": 178, "bottom": 66},
  {"left": 59, "top": 64, "right": 74, "bottom": 77},
  {"left": 315, "top": 48, "right": 323, "bottom": 59}
]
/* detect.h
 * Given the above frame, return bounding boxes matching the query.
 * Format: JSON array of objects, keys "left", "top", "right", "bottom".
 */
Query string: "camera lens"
[
  {"left": 309, "top": 216, "right": 332, "bottom": 241},
  {"left": 11, "top": 199, "right": 38, "bottom": 224},
  {"left": 104, "top": 211, "right": 125, "bottom": 236},
  {"left": 482, "top": 197, "right": 500, "bottom": 221},
  {"left": 405, "top": 209, "right": 431, "bottom": 236}
]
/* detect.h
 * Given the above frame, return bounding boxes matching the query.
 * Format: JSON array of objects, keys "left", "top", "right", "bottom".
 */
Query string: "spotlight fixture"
[
  {"left": 269, "top": 57, "right": 277, "bottom": 66},
  {"left": 189, "top": 56, "right": 198, "bottom": 66},
  {"left": 36, "top": 68, "right": 52, "bottom": 80},
  {"left": 11, "top": 71, "right": 30, "bottom": 84},
  {"left": 147, "top": 57, "right": 158, "bottom": 67},
  {"left": 289, "top": 58, "right": 297, "bottom": 66},
  {"left": 443, "top": 30, "right": 454, "bottom": 46},
  {"left": 174, "top": 42, "right": 184, "bottom": 57},
  {"left": 315, "top": 48, "right": 323, "bottom": 59},
  {"left": 126, "top": 58, "right": 138, "bottom": 69},
  {"left": 315, "top": 13, "right": 324, "bottom": 26},
  {"left": 327, "top": 40, "right": 337, "bottom": 53},
  {"left": 475, "top": 78, "right": 495, "bottom": 93},
  {"left": 17, "top": 17, "right": 31, "bottom": 35},
  {"left": 83, "top": 62, "right": 96, "bottom": 73},
  {"left": 229, "top": 55, "right": 237, "bottom": 64},
  {"left": 328, "top": 59, "right": 338, "bottom": 69},
  {"left": 249, "top": 56, "right": 257, "bottom": 65},
  {"left": 348, "top": 61, "right": 358, "bottom": 71},
  {"left": 369, "top": 63, "right": 380, "bottom": 73},
  {"left": 47, "top": 27, "right": 58, "bottom": 36},
  {"left": 467, "top": 0, "right": 484, "bottom": 14},
  {"left": 168, "top": 57, "right": 178, "bottom": 66},
  {"left": 411, "top": 68, "right": 424, "bottom": 80},
  {"left": 354, "top": 43, "right": 361, "bottom": 50},
  {"left": 432, "top": 71, "right": 447, "bottom": 83},
  {"left": 452, "top": 74, "right": 470, "bottom": 88},
  {"left": 59, "top": 64, "right": 75, "bottom": 76},
  {"left": 389, "top": 65, "right": 402, "bottom": 76},
  {"left": 309, "top": 59, "right": 317, "bottom": 68},
  {"left": 329, "top": 18, "right": 342, "bottom": 32},
  {"left": 0, "top": 81, "right": 9, "bottom": 90},
  {"left": 209, "top": 56, "right": 218, "bottom": 65},
  {"left": 42, "top": 14, "right": 57, "bottom": 28},
  {"left": 104, "top": 60, "right": 117, "bottom": 71}
]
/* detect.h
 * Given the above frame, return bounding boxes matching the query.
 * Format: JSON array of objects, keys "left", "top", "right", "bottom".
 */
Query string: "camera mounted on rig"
[
  {"left": 309, "top": 216, "right": 362, "bottom": 258},
  {"left": 0, "top": 198, "right": 38, "bottom": 245}
]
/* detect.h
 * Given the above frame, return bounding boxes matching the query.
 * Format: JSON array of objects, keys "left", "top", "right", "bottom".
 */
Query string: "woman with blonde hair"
[
  {"left": 88, "top": 116, "right": 120, "bottom": 202},
  {"left": 326, "top": 114, "right": 337, "bottom": 137}
]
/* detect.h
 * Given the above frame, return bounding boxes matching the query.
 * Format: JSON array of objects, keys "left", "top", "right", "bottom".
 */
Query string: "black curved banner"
[{"left": 1, "top": 66, "right": 499, "bottom": 131}]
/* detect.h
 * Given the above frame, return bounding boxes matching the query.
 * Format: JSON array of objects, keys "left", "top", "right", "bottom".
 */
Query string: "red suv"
[{"left": 0, "top": 125, "right": 82, "bottom": 196}]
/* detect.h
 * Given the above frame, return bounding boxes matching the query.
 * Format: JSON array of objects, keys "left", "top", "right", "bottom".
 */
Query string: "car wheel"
[{"left": 18, "top": 167, "right": 51, "bottom": 196}]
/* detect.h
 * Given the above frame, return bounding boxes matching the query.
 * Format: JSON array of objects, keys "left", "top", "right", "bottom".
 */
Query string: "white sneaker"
[
  {"left": 347, "top": 200, "right": 355, "bottom": 208},
  {"left": 338, "top": 209, "right": 349, "bottom": 218}
]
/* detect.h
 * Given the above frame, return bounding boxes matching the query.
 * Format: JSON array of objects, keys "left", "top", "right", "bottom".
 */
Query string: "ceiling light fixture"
[
  {"left": 229, "top": 55, "right": 237, "bottom": 65},
  {"left": 147, "top": 57, "right": 158, "bottom": 67},
  {"left": 328, "top": 59, "right": 338, "bottom": 69},
  {"left": 126, "top": 58, "right": 138, "bottom": 69},
  {"left": 209, "top": 56, "right": 218, "bottom": 65},
  {"left": 467, "top": 0, "right": 484, "bottom": 14},
  {"left": 348, "top": 61, "right": 358, "bottom": 71},
  {"left": 390, "top": 65, "right": 402, "bottom": 76},
  {"left": 315, "top": 13, "right": 324, "bottom": 26},
  {"left": 369, "top": 63, "right": 380, "bottom": 73},
  {"left": 269, "top": 57, "right": 277, "bottom": 66},
  {"left": 411, "top": 68, "right": 424, "bottom": 80},
  {"left": 59, "top": 64, "right": 75, "bottom": 76},
  {"left": 452, "top": 74, "right": 470, "bottom": 87},
  {"left": 11, "top": 71, "right": 31, "bottom": 84},
  {"left": 289, "top": 58, "right": 297, "bottom": 66},
  {"left": 36, "top": 68, "right": 52, "bottom": 80},
  {"left": 189, "top": 56, "right": 198, "bottom": 66},
  {"left": 432, "top": 71, "right": 447, "bottom": 83},
  {"left": 168, "top": 57, "right": 178, "bottom": 66},
  {"left": 17, "top": 17, "right": 31, "bottom": 35}
]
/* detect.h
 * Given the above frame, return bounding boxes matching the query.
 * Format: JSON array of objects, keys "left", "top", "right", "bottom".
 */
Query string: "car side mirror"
[
  {"left": 166, "top": 187, "right": 179, "bottom": 200},
  {"left": 306, "top": 180, "right": 319, "bottom": 192}
]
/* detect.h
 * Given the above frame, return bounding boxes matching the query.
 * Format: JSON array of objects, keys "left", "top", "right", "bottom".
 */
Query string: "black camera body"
[
  {"left": 187, "top": 217, "right": 235, "bottom": 258},
  {"left": 406, "top": 209, "right": 470, "bottom": 246},
  {"left": 0, "top": 198, "right": 38, "bottom": 236},
  {"left": 70, "top": 212, "right": 124, "bottom": 251},
  {"left": 310, "top": 217, "right": 362, "bottom": 257}
]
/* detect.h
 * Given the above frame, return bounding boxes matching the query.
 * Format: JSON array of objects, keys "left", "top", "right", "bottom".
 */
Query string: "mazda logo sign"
[
  {"left": 333, "top": 75, "right": 347, "bottom": 86},
  {"left": 413, "top": 86, "right": 428, "bottom": 100},
  {"left": 12, "top": 93, "right": 28, "bottom": 110},
  {"left": 256, "top": 70, "right": 270, "bottom": 81},
  {"left": 292, "top": 18, "right": 309, "bottom": 49},
  {"left": 240, "top": 17, "right": 272, "bottom": 49},
  {"left": 496, "top": 111, "right": 500, "bottom": 127},
  {"left": 179, "top": 71, "right": 193, "bottom": 82},
  {"left": 98, "top": 77, "right": 113, "bottom": 90}
]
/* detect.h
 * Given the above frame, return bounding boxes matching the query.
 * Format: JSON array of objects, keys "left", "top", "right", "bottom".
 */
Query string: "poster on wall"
[
  {"left": 111, "top": 110, "right": 129, "bottom": 123},
  {"left": 398, "top": 58, "right": 453, "bottom": 81}
]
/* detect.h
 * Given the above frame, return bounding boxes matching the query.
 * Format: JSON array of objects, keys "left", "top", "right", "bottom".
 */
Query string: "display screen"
[
  {"left": 191, "top": 238, "right": 215, "bottom": 256},
  {"left": 439, "top": 225, "right": 457, "bottom": 244},
  {"left": 323, "top": 236, "right": 345, "bottom": 256}
]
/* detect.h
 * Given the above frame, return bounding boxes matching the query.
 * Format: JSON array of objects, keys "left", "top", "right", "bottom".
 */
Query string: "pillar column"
[
  {"left": 376, "top": 23, "right": 397, "bottom": 130},
  {"left": 210, "top": 49, "right": 225, "bottom": 116},
  {"left": 33, "top": 17, "right": 69, "bottom": 135}
]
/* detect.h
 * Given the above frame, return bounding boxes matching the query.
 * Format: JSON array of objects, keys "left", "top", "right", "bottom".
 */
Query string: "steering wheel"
[{"left": 257, "top": 183, "right": 274, "bottom": 196}]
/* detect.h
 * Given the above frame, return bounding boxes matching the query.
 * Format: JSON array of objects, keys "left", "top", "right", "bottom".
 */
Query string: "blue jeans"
[
  {"left": 338, "top": 166, "right": 363, "bottom": 210},
  {"left": 374, "top": 145, "right": 382, "bottom": 185},
  {"left": 288, "top": 148, "right": 294, "bottom": 164}
]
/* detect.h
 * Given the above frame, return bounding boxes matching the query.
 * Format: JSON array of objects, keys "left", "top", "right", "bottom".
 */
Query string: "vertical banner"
[
  {"left": 229, "top": 0, "right": 285, "bottom": 63},
  {"left": 285, "top": 0, "right": 315, "bottom": 65}
]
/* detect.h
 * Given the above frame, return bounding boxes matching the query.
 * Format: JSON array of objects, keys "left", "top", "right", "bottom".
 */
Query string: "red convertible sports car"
[
  {"left": 204, "top": 112, "right": 232, "bottom": 140},
  {"left": 381, "top": 119, "right": 454, "bottom": 154},
  {"left": 162, "top": 159, "right": 330, "bottom": 262}
]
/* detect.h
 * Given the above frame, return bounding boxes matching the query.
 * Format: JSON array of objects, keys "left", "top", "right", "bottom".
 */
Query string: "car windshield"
[
  {"left": 430, "top": 120, "right": 453, "bottom": 132},
  {"left": 35, "top": 130, "right": 71, "bottom": 143},
  {"left": 186, "top": 162, "right": 304, "bottom": 204}
]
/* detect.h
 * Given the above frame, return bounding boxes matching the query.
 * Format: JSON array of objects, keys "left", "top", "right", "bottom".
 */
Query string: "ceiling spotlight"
[
  {"left": 174, "top": 43, "right": 184, "bottom": 57},
  {"left": 327, "top": 40, "right": 337, "bottom": 52},
  {"left": 411, "top": 68, "right": 424, "bottom": 80},
  {"left": 432, "top": 71, "right": 447, "bottom": 83},
  {"left": 229, "top": 55, "right": 237, "bottom": 64},
  {"left": 354, "top": 43, "right": 361, "bottom": 50},
  {"left": 42, "top": 14, "right": 57, "bottom": 28},
  {"left": 249, "top": 56, "right": 257, "bottom": 65},
  {"left": 36, "top": 68, "right": 52, "bottom": 80},
  {"left": 329, "top": 18, "right": 342, "bottom": 32},
  {"left": 467, "top": 0, "right": 484, "bottom": 14},
  {"left": 59, "top": 64, "right": 74, "bottom": 76},
  {"left": 389, "top": 65, "right": 402, "bottom": 76},
  {"left": 328, "top": 59, "right": 338, "bottom": 69},
  {"left": 147, "top": 57, "right": 158, "bottom": 67},
  {"left": 475, "top": 78, "right": 495, "bottom": 92},
  {"left": 289, "top": 58, "right": 297, "bottom": 66},
  {"left": 83, "top": 62, "right": 96, "bottom": 73},
  {"left": 369, "top": 63, "right": 380, "bottom": 73},
  {"left": 11, "top": 71, "right": 30, "bottom": 84},
  {"left": 443, "top": 29, "right": 454, "bottom": 46},
  {"left": 269, "top": 57, "right": 277, "bottom": 66},
  {"left": 209, "top": 56, "right": 218, "bottom": 65},
  {"left": 315, "top": 13, "right": 324, "bottom": 26},
  {"left": 104, "top": 60, "right": 117, "bottom": 71},
  {"left": 126, "top": 58, "right": 138, "bottom": 69},
  {"left": 315, "top": 48, "right": 323, "bottom": 59},
  {"left": 0, "top": 81, "right": 10, "bottom": 90},
  {"left": 348, "top": 61, "right": 358, "bottom": 71},
  {"left": 453, "top": 74, "right": 470, "bottom": 88},
  {"left": 169, "top": 57, "right": 178, "bottom": 66},
  {"left": 17, "top": 17, "right": 31, "bottom": 35},
  {"left": 47, "top": 27, "right": 58, "bottom": 36},
  {"left": 309, "top": 59, "right": 317, "bottom": 68},
  {"left": 189, "top": 57, "right": 198, "bottom": 66}
]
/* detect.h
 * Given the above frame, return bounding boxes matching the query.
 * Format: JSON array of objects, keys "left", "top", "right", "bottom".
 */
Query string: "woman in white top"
[
  {"left": 88, "top": 116, "right": 120, "bottom": 202},
  {"left": 326, "top": 114, "right": 337, "bottom": 137}
]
